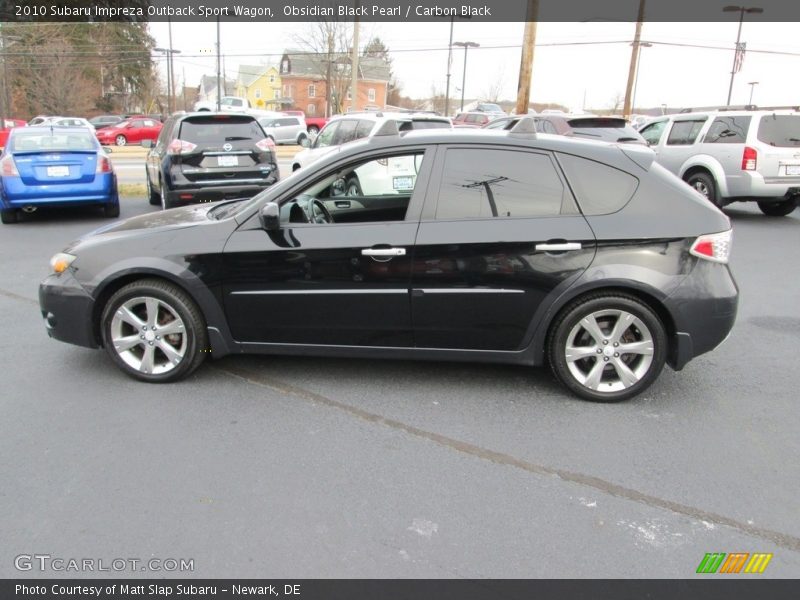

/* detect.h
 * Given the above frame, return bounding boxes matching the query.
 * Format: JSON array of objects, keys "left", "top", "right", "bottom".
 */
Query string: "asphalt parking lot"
[{"left": 1, "top": 199, "right": 798, "bottom": 578}]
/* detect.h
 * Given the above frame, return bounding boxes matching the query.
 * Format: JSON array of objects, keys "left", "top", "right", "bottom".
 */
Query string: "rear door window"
[
  {"left": 704, "top": 116, "right": 751, "bottom": 144},
  {"left": 666, "top": 119, "right": 706, "bottom": 145},
  {"left": 355, "top": 120, "right": 374, "bottom": 139},
  {"left": 757, "top": 115, "right": 800, "bottom": 147}
]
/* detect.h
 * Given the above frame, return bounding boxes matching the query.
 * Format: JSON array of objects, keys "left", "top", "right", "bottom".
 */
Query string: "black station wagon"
[{"left": 40, "top": 119, "right": 738, "bottom": 401}]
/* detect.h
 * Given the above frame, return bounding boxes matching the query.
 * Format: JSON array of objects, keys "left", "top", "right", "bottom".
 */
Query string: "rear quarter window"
[
  {"left": 557, "top": 153, "right": 639, "bottom": 215},
  {"left": 756, "top": 115, "right": 800, "bottom": 147}
]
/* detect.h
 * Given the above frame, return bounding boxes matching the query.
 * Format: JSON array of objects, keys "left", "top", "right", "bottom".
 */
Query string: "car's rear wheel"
[
  {"left": 308, "top": 125, "right": 319, "bottom": 135},
  {"left": 147, "top": 174, "right": 160, "bottom": 205},
  {"left": 103, "top": 201, "right": 120, "bottom": 218},
  {"left": 297, "top": 133, "right": 308, "bottom": 146},
  {"left": 159, "top": 177, "right": 174, "bottom": 210},
  {"left": 757, "top": 198, "right": 797, "bottom": 216},
  {"left": 0, "top": 209, "right": 18, "bottom": 224},
  {"left": 100, "top": 279, "right": 208, "bottom": 383},
  {"left": 115, "top": 135, "right": 127, "bottom": 146},
  {"left": 548, "top": 294, "right": 667, "bottom": 402},
  {"left": 345, "top": 176, "right": 362, "bottom": 197},
  {"left": 685, "top": 171, "right": 721, "bottom": 208}
]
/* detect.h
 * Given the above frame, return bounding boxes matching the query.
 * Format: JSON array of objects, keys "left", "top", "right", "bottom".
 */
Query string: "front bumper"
[{"left": 39, "top": 270, "right": 98, "bottom": 349}]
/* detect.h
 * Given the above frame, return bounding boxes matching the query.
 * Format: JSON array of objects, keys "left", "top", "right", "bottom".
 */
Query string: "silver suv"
[
  {"left": 257, "top": 115, "right": 308, "bottom": 146},
  {"left": 639, "top": 109, "right": 800, "bottom": 216}
]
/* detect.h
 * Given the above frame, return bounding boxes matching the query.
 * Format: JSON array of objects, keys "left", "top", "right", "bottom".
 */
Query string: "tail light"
[
  {"left": 255, "top": 138, "right": 275, "bottom": 152},
  {"left": 690, "top": 230, "right": 732, "bottom": 264},
  {"left": 742, "top": 146, "right": 757, "bottom": 171},
  {"left": 96, "top": 155, "right": 113, "bottom": 173},
  {"left": 0, "top": 155, "right": 19, "bottom": 176},
  {"left": 167, "top": 139, "right": 197, "bottom": 155}
]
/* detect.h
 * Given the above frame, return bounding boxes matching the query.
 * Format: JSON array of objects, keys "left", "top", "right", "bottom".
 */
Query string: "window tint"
[
  {"left": 757, "top": 115, "right": 800, "bottom": 147},
  {"left": 704, "top": 116, "right": 751, "bottom": 144},
  {"left": 333, "top": 120, "right": 359, "bottom": 145},
  {"left": 640, "top": 120, "right": 667, "bottom": 145},
  {"left": 436, "top": 149, "right": 567, "bottom": 219},
  {"left": 406, "top": 119, "right": 451, "bottom": 130},
  {"left": 178, "top": 117, "right": 264, "bottom": 143},
  {"left": 666, "top": 120, "right": 705, "bottom": 145},
  {"left": 557, "top": 153, "right": 638, "bottom": 215}
]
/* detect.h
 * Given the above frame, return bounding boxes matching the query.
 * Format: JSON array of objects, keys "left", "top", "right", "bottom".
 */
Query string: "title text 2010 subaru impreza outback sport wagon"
[{"left": 39, "top": 119, "right": 738, "bottom": 402}]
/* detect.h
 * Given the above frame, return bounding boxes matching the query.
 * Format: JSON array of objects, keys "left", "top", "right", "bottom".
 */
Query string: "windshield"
[
  {"left": 9, "top": 131, "right": 98, "bottom": 152},
  {"left": 478, "top": 104, "right": 503, "bottom": 112},
  {"left": 757, "top": 115, "right": 800, "bottom": 147}
]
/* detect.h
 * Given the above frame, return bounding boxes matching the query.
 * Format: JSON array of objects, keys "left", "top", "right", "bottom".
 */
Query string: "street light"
[
  {"left": 723, "top": 5, "right": 763, "bottom": 106},
  {"left": 453, "top": 41, "right": 479, "bottom": 112},
  {"left": 747, "top": 81, "right": 759, "bottom": 105},
  {"left": 154, "top": 47, "right": 182, "bottom": 114},
  {"left": 443, "top": 14, "right": 472, "bottom": 117},
  {"left": 630, "top": 41, "right": 652, "bottom": 114}
]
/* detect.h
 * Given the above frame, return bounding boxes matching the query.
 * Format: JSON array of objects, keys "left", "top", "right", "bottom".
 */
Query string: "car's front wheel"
[
  {"left": 757, "top": 198, "right": 797, "bottom": 216},
  {"left": 100, "top": 279, "right": 208, "bottom": 382},
  {"left": 307, "top": 125, "right": 320, "bottom": 135},
  {"left": 115, "top": 135, "right": 127, "bottom": 147},
  {"left": 548, "top": 294, "right": 667, "bottom": 402}
]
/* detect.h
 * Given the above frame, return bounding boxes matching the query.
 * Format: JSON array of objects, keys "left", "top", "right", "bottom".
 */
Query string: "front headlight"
[{"left": 49, "top": 252, "right": 76, "bottom": 274}]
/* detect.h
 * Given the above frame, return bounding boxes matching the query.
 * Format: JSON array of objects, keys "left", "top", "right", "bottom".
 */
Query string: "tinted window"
[
  {"left": 557, "top": 153, "right": 638, "bottom": 215},
  {"left": 704, "top": 116, "right": 751, "bottom": 144},
  {"left": 666, "top": 120, "right": 705, "bottom": 145},
  {"left": 406, "top": 119, "right": 451, "bottom": 130},
  {"left": 757, "top": 115, "right": 800, "bottom": 147},
  {"left": 333, "top": 120, "right": 359, "bottom": 145},
  {"left": 178, "top": 117, "right": 264, "bottom": 144},
  {"left": 436, "top": 149, "right": 567, "bottom": 219},
  {"left": 640, "top": 120, "right": 667, "bottom": 145}
]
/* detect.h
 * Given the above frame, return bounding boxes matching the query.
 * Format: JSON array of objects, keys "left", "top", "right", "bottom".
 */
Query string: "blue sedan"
[{"left": 0, "top": 127, "right": 119, "bottom": 224}]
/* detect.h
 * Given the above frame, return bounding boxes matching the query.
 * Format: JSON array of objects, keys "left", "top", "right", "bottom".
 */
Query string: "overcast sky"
[{"left": 148, "top": 21, "right": 800, "bottom": 112}]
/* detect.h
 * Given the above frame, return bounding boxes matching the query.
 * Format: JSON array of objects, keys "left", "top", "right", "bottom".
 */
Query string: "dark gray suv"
[{"left": 40, "top": 119, "right": 737, "bottom": 402}]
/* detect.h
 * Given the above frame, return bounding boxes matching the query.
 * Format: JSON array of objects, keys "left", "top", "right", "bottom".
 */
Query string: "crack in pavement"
[
  {"left": 0, "top": 287, "right": 38, "bottom": 306},
  {"left": 217, "top": 362, "right": 800, "bottom": 554}
]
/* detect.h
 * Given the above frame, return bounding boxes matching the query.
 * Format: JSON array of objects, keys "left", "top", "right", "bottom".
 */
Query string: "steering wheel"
[{"left": 306, "top": 198, "right": 334, "bottom": 224}]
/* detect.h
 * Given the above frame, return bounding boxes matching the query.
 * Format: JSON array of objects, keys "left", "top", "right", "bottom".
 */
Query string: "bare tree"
[
  {"left": 293, "top": 20, "right": 353, "bottom": 116},
  {"left": 427, "top": 84, "right": 446, "bottom": 115},
  {"left": 482, "top": 66, "right": 506, "bottom": 103},
  {"left": 607, "top": 91, "right": 625, "bottom": 115}
]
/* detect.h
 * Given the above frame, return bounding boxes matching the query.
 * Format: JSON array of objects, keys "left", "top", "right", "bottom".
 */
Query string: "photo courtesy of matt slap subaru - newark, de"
[{"left": 39, "top": 118, "right": 738, "bottom": 402}]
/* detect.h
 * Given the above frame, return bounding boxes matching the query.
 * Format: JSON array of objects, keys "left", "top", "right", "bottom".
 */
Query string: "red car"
[
  {"left": 96, "top": 117, "right": 162, "bottom": 147},
  {"left": 0, "top": 118, "right": 27, "bottom": 149}
]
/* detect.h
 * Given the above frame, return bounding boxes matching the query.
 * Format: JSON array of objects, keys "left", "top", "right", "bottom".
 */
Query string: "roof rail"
[
  {"left": 508, "top": 116, "right": 538, "bottom": 136},
  {"left": 679, "top": 104, "right": 800, "bottom": 114}
]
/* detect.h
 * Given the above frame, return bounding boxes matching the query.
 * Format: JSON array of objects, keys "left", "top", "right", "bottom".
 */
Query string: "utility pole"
[
  {"left": 326, "top": 30, "right": 333, "bottom": 117},
  {"left": 350, "top": 6, "right": 359, "bottom": 112},
  {"left": 216, "top": 17, "right": 222, "bottom": 111},
  {"left": 623, "top": 0, "right": 646, "bottom": 119},
  {"left": 514, "top": 0, "right": 539, "bottom": 116},
  {"left": 444, "top": 16, "right": 454, "bottom": 117},
  {"left": 167, "top": 17, "right": 174, "bottom": 114}
]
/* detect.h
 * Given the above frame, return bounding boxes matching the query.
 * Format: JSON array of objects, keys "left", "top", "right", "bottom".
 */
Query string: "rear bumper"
[
  {"left": 725, "top": 169, "right": 800, "bottom": 200},
  {"left": 164, "top": 182, "right": 275, "bottom": 205},
  {"left": 39, "top": 271, "right": 98, "bottom": 349},
  {"left": 1, "top": 174, "right": 117, "bottom": 208},
  {"left": 664, "top": 260, "right": 738, "bottom": 370}
]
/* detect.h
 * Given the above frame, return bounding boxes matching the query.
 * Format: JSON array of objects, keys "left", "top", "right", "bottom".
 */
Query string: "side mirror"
[
  {"left": 141, "top": 139, "right": 153, "bottom": 149},
  {"left": 259, "top": 202, "right": 280, "bottom": 231},
  {"left": 299, "top": 137, "right": 311, "bottom": 148}
]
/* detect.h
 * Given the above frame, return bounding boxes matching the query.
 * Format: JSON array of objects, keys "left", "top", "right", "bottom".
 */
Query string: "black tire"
[
  {"left": 100, "top": 278, "right": 208, "bottom": 383},
  {"left": 685, "top": 171, "right": 721, "bottom": 208},
  {"left": 547, "top": 293, "right": 668, "bottom": 402},
  {"left": 345, "top": 176, "right": 362, "bottom": 197},
  {"left": 103, "top": 201, "right": 120, "bottom": 218},
  {"left": 297, "top": 133, "right": 308, "bottom": 146},
  {"left": 307, "top": 125, "right": 320, "bottom": 135},
  {"left": 115, "top": 135, "right": 127, "bottom": 147},
  {"left": 159, "top": 178, "right": 174, "bottom": 210},
  {"left": 147, "top": 174, "right": 160, "bottom": 205},
  {"left": 0, "top": 209, "right": 18, "bottom": 224},
  {"left": 757, "top": 198, "right": 797, "bottom": 217}
]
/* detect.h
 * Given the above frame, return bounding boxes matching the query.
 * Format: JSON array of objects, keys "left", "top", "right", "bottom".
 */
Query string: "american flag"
[{"left": 733, "top": 42, "right": 747, "bottom": 73}]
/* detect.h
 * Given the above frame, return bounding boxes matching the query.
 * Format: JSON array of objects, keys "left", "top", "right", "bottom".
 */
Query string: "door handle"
[
  {"left": 535, "top": 242, "right": 582, "bottom": 252},
  {"left": 361, "top": 248, "right": 406, "bottom": 257}
]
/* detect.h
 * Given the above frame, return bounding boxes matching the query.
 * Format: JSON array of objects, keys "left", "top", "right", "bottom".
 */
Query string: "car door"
[
  {"left": 221, "top": 145, "right": 435, "bottom": 347},
  {"left": 656, "top": 117, "right": 708, "bottom": 175},
  {"left": 410, "top": 145, "right": 597, "bottom": 351},
  {"left": 125, "top": 119, "right": 144, "bottom": 143}
]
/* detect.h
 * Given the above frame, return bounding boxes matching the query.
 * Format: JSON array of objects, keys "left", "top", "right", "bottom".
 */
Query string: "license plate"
[
  {"left": 786, "top": 165, "right": 800, "bottom": 176},
  {"left": 217, "top": 155, "right": 238, "bottom": 167},
  {"left": 47, "top": 166, "right": 69, "bottom": 177},
  {"left": 393, "top": 176, "right": 414, "bottom": 191}
]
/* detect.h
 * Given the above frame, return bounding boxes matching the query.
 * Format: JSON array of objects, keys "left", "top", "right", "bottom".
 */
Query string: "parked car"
[
  {"left": 1, "top": 126, "right": 119, "bottom": 224},
  {"left": 257, "top": 115, "right": 309, "bottom": 145},
  {"left": 39, "top": 119, "right": 737, "bottom": 402},
  {"left": 32, "top": 117, "right": 96, "bottom": 132},
  {"left": 28, "top": 115, "right": 53, "bottom": 126},
  {"left": 0, "top": 118, "right": 26, "bottom": 148},
  {"left": 291, "top": 111, "right": 451, "bottom": 171},
  {"left": 473, "top": 102, "right": 507, "bottom": 117},
  {"left": 485, "top": 115, "right": 646, "bottom": 145},
  {"left": 452, "top": 112, "right": 492, "bottom": 128},
  {"left": 282, "top": 110, "right": 329, "bottom": 135},
  {"left": 638, "top": 109, "right": 800, "bottom": 215},
  {"left": 96, "top": 117, "right": 162, "bottom": 147},
  {"left": 89, "top": 115, "right": 124, "bottom": 130},
  {"left": 145, "top": 112, "right": 279, "bottom": 209}
]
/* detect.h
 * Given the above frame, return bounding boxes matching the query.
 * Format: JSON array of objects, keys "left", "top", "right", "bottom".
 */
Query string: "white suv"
[{"left": 639, "top": 109, "right": 800, "bottom": 216}]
